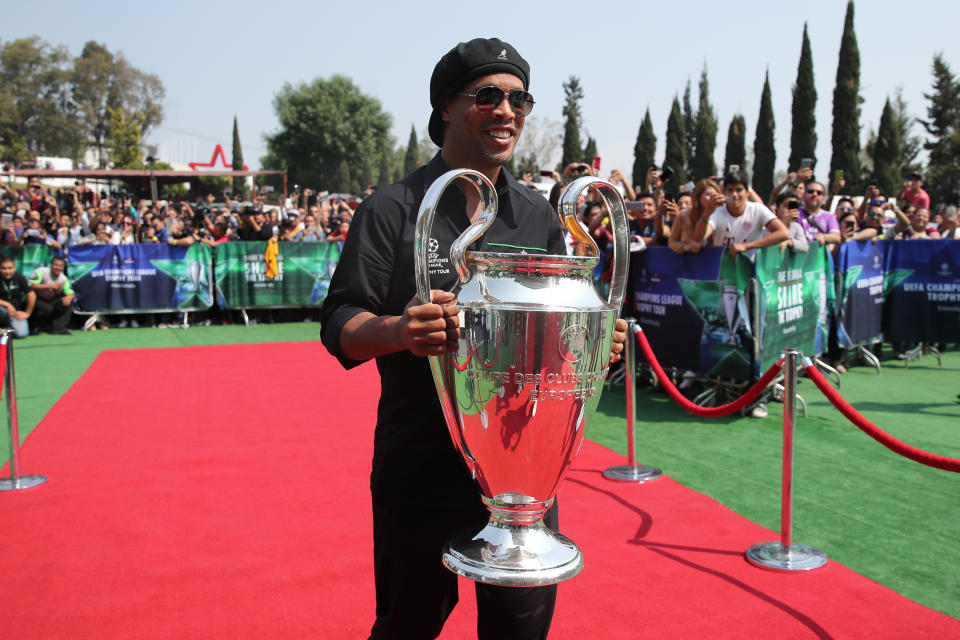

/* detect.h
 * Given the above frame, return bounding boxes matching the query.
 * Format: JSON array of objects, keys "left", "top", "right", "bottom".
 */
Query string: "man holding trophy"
[{"left": 320, "top": 38, "right": 626, "bottom": 639}]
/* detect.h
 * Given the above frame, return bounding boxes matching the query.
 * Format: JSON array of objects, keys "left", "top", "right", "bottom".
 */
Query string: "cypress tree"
[
  {"left": 663, "top": 97, "right": 688, "bottom": 186},
  {"left": 724, "top": 114, "right": 747, "bottom": 175},
  {"left": 583, "top": 136, "right": 597, "bottom": 166},
  {"left": 872, "top": 98, "right": 902, "bottom": 195},
  {"left": 692, "top": 64, "right": 718, "bottom": 181},
  {"left": 830, "top": 0, "right": 862, "bottom": 191},
  {"left": 561, "top": 76, "right": 584, "bottom": 169},
  {"left": 921, "top": 53, "right": 960, "bottom": 204},
  {"left": 633, "top": 109, "right": 656, "bottom": 188},
  {"left": 789, "top": 23, "right": 817, "bottom": 172},
  {"left": 683, "top": 78, "right": 696, "bottom": 176},
  {"left": 231, "top": 116, "right": 245, "bottom": 198},
  {"left": 403, "top": 125, "right": 419, "bottom": 176},
  {"left": 378, "top": 149, "right": 393, "bottom": 187},
  {"left": 753, "top": 71, "right": 776, "bottom": 201},
  {"left": 333, "top": 158, "right": 352, "bottom": 194}
]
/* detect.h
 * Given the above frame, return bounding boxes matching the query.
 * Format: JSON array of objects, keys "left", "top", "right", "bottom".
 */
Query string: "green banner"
[
  {"left": 755, "top": 245, "right": 830, "bottom": 371},
  {"left": 0, "top": 244, "right": 53, "bottom": 279},
  {"left": 214, "top": 241, "right": 340, "bottom": 309}
]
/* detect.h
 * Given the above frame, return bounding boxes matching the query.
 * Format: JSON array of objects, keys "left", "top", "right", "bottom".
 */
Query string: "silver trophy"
[{"left": 414, "top": 171, "right": 628, "bottom": 586}]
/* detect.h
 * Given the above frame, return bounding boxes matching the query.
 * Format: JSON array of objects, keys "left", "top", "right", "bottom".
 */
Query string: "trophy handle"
[
  {"left": 414, "top": 168, "right": 498, "bottom": 302},
  {"left": 558, "top": 177, "right": 629, "bottom": 311},
  {"left": 414, "top": 168, "right": 499, "bottom": 473}
]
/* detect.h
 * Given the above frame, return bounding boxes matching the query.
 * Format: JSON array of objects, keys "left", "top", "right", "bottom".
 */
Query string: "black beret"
[{"left": 428, "top": 38, "right": 529, "bottom": 147}]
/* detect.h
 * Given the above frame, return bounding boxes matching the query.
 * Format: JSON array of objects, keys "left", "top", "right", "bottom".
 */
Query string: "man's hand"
[
  {"left": 815, "top": 233, "right": 827, "bottom": 246},
  {"left": 796, "top": 167, "right": 813, "bottom": 183},
  {"left": 728, "top": 242, "right": 749, "bottom": 256},
  {"left": 609, "top": 317, "right": 628, "bottom": 364},
  {"left": 399, "top": 290, "right": 460, "bottom": 357},
  {"left": 12, "top": 310, "right": 27, "bottom": 321}
]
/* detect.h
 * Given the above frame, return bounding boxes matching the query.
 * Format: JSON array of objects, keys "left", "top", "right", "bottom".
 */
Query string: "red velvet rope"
[
  {"left": 633, "top": 327, "right": 783, "bottom": 417},
  {"left": 803, "top": 363, "right": 960, "bottom": 473}
]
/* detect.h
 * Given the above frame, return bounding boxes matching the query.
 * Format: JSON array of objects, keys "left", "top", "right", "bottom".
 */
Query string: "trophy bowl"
[{"left": 415, "top": 171, "right": 628, "bottom": 586}]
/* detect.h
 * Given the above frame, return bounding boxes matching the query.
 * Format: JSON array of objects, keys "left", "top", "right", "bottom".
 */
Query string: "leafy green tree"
[
  {"left": 0, "top": 36, "right": 80, "bottom": 159},
  {"left": 724, "top": 114, "right": 747, "bottom": 175},
  {"left": 893, "top": 88, "right": 922, "bottom": 173},
  {"left": 583, "top": 136, "right": 597, "bottom": 166},
  {"left": 790, "top": 23, "right": 817, "bottom": 172},
  {"left": 663, "top": 97, "right": 687, "bottom": 186},
  {"left": 753, "top": 71, "right": 776, "bottom": 201},
  {"left": 632, "top": 108, "right": 656, "bottom": 188},
  {"left": 106, "top": 106, "right": 143, "bottom": 168},
  {"left": 692, "top": 65, "right": 718, "bottom": 181},
  {"left": 830, "top": 1, "right": 862, "bottom": 190},
  {"left": 921, "top": 53, "right": 960, "bottom": 204},
  {"left": 232, "top": 116, "right": 245, "bottom": 198},
  {"left": 404, "top": 125, "right": 419, "bottom": 175},
  {"left": 560, "top": 76, "right": 584, "bottom": 169},
  {"left": 683, "top": 78, "right": 696, "bottom": 177},
  {"left": 871, "top": 98, "right": 902, "bottom": 195},
  {"left": 263, "top": 74, "right": 393, "bottom": 192},
  {"left": 72, "top": 41, "right": 164, "bottom": 167}
]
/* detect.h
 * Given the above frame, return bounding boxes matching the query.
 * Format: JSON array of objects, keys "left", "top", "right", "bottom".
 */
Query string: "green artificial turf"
[
  {"left": 588, "top": 350, "right": 960, "bottom": 620},
  {"left": 2, "top": 325, "right": 958, "bottom": 620}
]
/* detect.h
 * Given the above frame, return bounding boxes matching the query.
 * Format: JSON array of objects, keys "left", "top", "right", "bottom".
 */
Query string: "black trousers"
[
  {"left": 32, "top": 297, "right": 71, "bottom": 331},
  {"left": 369, "top": 494, "right": 559, "bottom": 640}
]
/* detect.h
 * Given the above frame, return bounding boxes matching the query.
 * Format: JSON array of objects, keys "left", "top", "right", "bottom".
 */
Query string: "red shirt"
[{"left": 902, "top": 187, "right": 930, "bottom": 210}]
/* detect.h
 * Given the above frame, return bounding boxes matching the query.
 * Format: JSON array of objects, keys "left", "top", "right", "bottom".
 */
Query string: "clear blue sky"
[{"left": 6, "top": 0, "right": 958, "bottom": 184}]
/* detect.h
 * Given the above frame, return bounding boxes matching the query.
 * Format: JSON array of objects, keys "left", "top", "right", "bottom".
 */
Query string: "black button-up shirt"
[{"left": 320, "top": 154, "right": 566, "bottom": 503}]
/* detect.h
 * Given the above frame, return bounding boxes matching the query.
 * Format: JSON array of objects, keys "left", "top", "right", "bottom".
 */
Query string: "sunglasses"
[
  {"left": 456, "top": 86, "right": 535, "bottom": 117},
  {"left": 807, "top": 189, "right": 824, "bottom": 195},
  {"left": 837, "top": 206, "right": 853, "bottom": 213}
]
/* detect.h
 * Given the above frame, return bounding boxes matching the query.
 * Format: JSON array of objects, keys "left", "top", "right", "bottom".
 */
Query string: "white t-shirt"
[{"left": 708, "top": 201, "right": 776, "bottom": 246}]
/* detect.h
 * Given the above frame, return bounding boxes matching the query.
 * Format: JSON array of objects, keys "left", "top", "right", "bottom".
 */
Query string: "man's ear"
[{"left": 440, "top": 100, "right": 451, "bottom": 124}]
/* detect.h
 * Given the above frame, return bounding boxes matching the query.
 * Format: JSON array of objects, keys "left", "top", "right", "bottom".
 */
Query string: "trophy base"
[{"left": 442, "top": 518, "right": 583, "bottom": 587}]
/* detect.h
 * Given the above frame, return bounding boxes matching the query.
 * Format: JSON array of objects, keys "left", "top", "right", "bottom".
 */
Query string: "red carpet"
[{"left": 0, "top": 342, "right": 956, "bottom": 639}]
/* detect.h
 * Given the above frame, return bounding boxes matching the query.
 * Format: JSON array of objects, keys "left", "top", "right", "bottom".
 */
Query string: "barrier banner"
[
  {"left": 68, "top": 244, "right": 213, "bottom": 312},
  {"left": 754, "top": 245, "right": 830, "bottom": 371},
  {"left": 883, "top": 239, "right": 960, "bottom": 342},
  {"left": 836, "top": 240, "right": 885, "bottom": 347},
  {"left": 214, "top": 241, "right": 339, "bottom": 309},
  {"left": 0, "top": 244, "right": 53, "bottom": 279},
  {"left": 632, "top": 247, "right": 755, "bottom": 379}
]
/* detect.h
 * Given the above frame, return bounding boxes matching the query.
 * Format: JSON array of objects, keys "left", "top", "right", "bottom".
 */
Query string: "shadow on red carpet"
[{"left": 0, "top": 342, "right": 956, "bottom": 639}]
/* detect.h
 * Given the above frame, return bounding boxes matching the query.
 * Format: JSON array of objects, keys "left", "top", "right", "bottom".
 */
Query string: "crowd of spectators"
[{"left": 0, "top": 178, "right": 360, "bottom": 254}]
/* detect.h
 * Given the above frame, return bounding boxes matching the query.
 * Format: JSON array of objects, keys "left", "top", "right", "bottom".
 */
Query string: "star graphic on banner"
[
  {"left": 151, "top": 246, "right": 213, "bottom": 309},
  {"left": 188, "top": 144, "right": 248, "bottom": 172}
]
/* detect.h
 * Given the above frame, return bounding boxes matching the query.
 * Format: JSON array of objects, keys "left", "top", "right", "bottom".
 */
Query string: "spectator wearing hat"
[
  {"left": 320, "top": 36, "right": 626, "bottom": 640},
  {"left": 900, "top": 171, "right": 931, "bottom": 210}
]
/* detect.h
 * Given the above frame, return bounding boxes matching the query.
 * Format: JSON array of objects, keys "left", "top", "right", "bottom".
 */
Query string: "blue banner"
[
  {"left": 631, "top": 247, "right": 755, "bottom": 379},
  {"left": 883, "top": 239, "right": 960, "bottom": 342},
  {"left": 836, "top": 241, "right": 885, "bottom": 347},
  {"left": 68, "top": 244, "right": 213, "bottom": 312}
]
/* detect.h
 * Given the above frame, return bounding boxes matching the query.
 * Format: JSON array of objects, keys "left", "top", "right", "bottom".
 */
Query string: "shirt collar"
[{"left": 424, "top": 152, "right": 515, "bottom": 198}]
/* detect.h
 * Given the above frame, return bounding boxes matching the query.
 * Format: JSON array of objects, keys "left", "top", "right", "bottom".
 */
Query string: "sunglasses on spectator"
[
  {"left": 842, "top": 220, "right": 856, "bottom": 229},
  {"left": 837, "top": 206, "right": 853, "bottom": 213},
  {"left": 807, "top": 189, "right": 824, "bottom": 195},
  {"left": 456, "top": 86, "right": 535, "bottom": 117}
]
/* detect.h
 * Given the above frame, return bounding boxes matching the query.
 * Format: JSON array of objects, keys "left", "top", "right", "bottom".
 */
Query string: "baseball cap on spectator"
[
  {"left": 908, "top": 170, "right": 923, "bottom": 181},
  {"left": 427, "top": 37, "right": 530, "bottom": 147},
  {"left": 723, "top": 169, "right": 750, "bottom": 188}
]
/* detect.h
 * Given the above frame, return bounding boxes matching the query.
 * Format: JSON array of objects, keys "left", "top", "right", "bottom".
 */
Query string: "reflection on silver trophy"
[{"left": 414, "top": 170, "right": 628, "bottom": 586}]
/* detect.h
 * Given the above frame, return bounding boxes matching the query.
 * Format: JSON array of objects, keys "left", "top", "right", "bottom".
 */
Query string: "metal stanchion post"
[
  {"left": 745, "top": 348, "right": 825, "bottom": 571},
  {"left": 0, "top": 330, "right": 48, "bottom": 491},
  {"left": 603, "top": 319, "right": 662, "bottom": 483}
]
